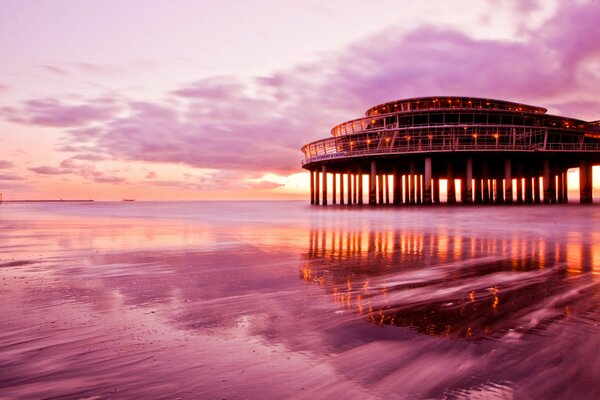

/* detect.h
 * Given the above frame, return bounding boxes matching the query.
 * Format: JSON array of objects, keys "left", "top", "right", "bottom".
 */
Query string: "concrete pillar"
[
  {"left": 564, "top": 171, "right": 569, "bottom": 203},
  {"left": 393, "top": 167, "right": 401, "bottom": 205},
  {"left": 557, "top": 169, "right": 564, "bottom": 204},
  {"left": 404, "top": 175, "right": 410, "bottom": 204},
  {"left": 465, "top": 158, "right": 473, "bottom": 204},
  {"left": 534, "top": 175, "right": 541, "bottom": 204},
  {"left": 543, "top": 160, "right": 550, "bottom": 204},
  {"left": 504, "top": 159, "right": 512, "bottom": 204},
  {"left": 433, "top": 178, "right": 440, "bottom": 204},
  {"left": 310, "top": 170, "right": 315, "bottom": 205},
  {"left": 416, "top": 175, "right": 422, "bottom": 204},
  {"left": 347, "top": 172, "right": 353, "bottom": 205},
  {"left": 358, "top": 167, "right": 363, "bottom": 205},
  {"left": 447, "top": 162, "right": 456, "bottom": 204},
  {"left": 369, "top": 161, "right": 377, "bottom": 205},
  {"left": 332, "top": 173, "right": 337, "bottom": 205},
  {"left": 482, "top": 162, "right": 490, "bottom": 204},
  {"left": 340, "top": 173, "right": 345, "bottom": 205},
  {"left": 409, "top": 162, "right": 416, "bottom": 204},
  {"left": 525, "top": 172, "right": 533, "bottom": 204},
  {"left": 495, "top": 178, "right": 504, "bottom": 204},
  {"left": 516, "top": 163, "right": 524, "bottom": 204},
  {"left": 549, "top": 167, "right": 557, "bottom": 204},
  {"left": 385, "top": 174, "right": 390, "bottom": 204},
  {"left": 580, "top": 160, "right": 593, "bottom": 204},
  {"left": 322, "top": 165, "right": 328, "bottom": 206},
  {"left": 424, "top": 157, "right": 432, "bottom": 204},
  {"left": 354, "top": 174, "right": 359, "bottom": 204},
  {"left": 315, "top": 168, "right": 320, "bottom": 205},
  {"left": 474, "top": 176, "right": 482, "bottom": 204},
  {"left": 378, "top": 174, "right": 384, "bottom": 205}
]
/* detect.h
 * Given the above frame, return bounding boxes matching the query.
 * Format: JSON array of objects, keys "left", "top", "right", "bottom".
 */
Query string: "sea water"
[{"left": 1, "top": 201, "right": 600, "bottom": 399}]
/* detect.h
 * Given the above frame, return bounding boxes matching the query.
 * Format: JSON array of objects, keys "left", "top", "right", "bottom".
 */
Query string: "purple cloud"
[
  {"left": 145, "top": 171, "right": 158, "bottom": 179},
  {"left": 0, "top": 173, "right": 23, "bottom": 181},
  {"left": 39, "top": 65, "right": 69, "bottom": 76},
  {"left": 1, "top": 98, "right": 120, "bottom": 127},
  {"left": 0, "top": 161, "right": 14, "bottom": 169},
  {"left": 29, "top": 166, "right": 70, "bottom": 175}
]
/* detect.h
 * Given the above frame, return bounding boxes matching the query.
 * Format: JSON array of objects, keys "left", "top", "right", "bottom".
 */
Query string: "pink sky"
[{"left": 1, "top": 0, "right": 600, "bottom": 200}]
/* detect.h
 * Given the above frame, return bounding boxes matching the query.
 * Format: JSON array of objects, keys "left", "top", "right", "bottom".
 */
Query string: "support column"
[
  {"left": 562, "top": 170, "right": 568, "bottom": 204},
  {"left": 495, "top": 178, "right": 504, "bottom": 204},
  {"left": 482, "top": 162, "right": 490, "bottom": 204},
  {"left": 358, "top": 167, "right": 364, "bottom": 205},
  {"left": 549, "top": 166, "right": 557, "bottom": 204},
  {"left": 369, "top": 161, "right": 377, "bottom": 205},
  {"left": 447, "top": 162, "right": 456, "bottom": 204},
  {"left": 474, "top": 176, "right": 482, "bottom": 204},
  {"left": 417, "top": 175, "right": 422, "bottom": 204},
  {"left": 347, "top": 172, "right": 353, "bottom": 204},
  {"left": 504, "top": 159, "right": 512, "bottom": 204},
  {"left": 393, "top": 167, "right": 401, "bottom": 205},
  {"left": 315, "top": 168, "right": 320, "bottom": 205},
  {"left": 465, "top": 158, "right": 473, "bottom": 204},
  {"left": 354, "top": 174, "right": 359, "bottom": 204},
  {"left": 322, "top": 165, "right": 328, "bottom": 206},
  {"left": 385, "top": 174, "right": 390, "bottom": 204},
  {"left": 557, "top": 168, "right": 564, "bottom": 204},
  {"left": 534, "top": 175, "right": 541, "bottom": 204},
  {"left": 378, "top": 174, "right": 384, "bottom": 205},
  {"left": 564, "top": 171, "right": 569, "bottom": 203},
  {"left": 404, "top": 175, "right": 410, "bottom": 204},
  {"left": 424, "top": 157, "right": 432, "bottom": 204},
  {"left": 410, "top": 162, "right": 416, "bottom": 204},
  {"left": 543, "top": 160, "right": 551, "bottom": 204},
  {"left": 433, "top": 178, "right": 440, "bottom": 204},
  {"left": 525, "top": 172, "right": 533, "bottom": 204},
  {"left": 310, "top": 170, "right": 315, "bottom": 205},
  {"left": 516, "top": 162, "right": 524, "bottom": 204},
  {"left": 580, "top": 160, "right": 593, "bottom": 204},
  {"left": 332, "top": 173, "right": 337, "bottom": 205},
  {"left": 340, "top": 173, "right": 345, "bottom": 205}
]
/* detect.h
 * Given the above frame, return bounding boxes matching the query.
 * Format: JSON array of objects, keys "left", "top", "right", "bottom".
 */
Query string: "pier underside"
[{"left": 306, "top": 152, "right": 599, "bottom": 206}]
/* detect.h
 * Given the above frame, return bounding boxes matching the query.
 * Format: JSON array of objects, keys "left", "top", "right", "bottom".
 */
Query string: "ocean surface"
[{"left": 2, "top": 201, "right": 600, "bottom": 399}]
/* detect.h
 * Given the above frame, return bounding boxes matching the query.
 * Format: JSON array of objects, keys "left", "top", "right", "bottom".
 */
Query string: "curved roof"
[{"left": 365, "top": 96, "right": 547, "bottom": 116}]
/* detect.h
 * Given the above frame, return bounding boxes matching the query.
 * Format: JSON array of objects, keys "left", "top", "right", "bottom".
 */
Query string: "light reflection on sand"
[{"left": 2, "top": 202, "right": 600, "bottom": 399}]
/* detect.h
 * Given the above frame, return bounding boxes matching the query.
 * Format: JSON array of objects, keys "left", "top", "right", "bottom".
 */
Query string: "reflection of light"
[{"left": 492, "top": 288, "right": 499, "bottom": 310}]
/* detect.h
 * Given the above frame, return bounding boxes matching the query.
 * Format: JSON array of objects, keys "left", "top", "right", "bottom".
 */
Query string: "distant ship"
[{"left": 122, "top": 199, "right": 136, "bottom": 202}]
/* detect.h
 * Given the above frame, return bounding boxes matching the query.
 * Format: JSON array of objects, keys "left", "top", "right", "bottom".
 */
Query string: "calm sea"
[{"left": 1, "top": 201, "right": 600, "bottom": 399}]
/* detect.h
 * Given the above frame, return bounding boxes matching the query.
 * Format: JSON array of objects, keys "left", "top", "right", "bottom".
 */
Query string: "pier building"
[{"left": 301, "top": 97, "right": 600, "bottom": 205}]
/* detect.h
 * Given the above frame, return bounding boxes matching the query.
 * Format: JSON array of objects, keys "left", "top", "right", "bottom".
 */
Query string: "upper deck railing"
[{"left": 301, "top": 126, "right": 600, "bottom": 166}]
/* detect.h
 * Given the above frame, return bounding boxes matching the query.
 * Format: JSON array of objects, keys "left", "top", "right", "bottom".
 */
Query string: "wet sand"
[{"left": 2, "top": 201, "right": 600, "bottom": 399}]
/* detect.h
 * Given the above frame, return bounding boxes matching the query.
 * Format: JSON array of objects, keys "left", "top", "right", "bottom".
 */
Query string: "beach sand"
[{"left": 2, "top": 201, "right": 600, "bottom": 399}]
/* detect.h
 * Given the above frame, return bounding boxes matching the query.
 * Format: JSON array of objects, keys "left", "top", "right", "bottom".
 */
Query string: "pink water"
[{"left": 1, "top": 201, "right": 600, "bottom": 399}]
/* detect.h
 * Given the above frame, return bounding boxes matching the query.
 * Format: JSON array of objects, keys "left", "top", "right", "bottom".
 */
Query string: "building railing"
[{"left": 301, "top": 141, "right": 600, "bottom": 166}]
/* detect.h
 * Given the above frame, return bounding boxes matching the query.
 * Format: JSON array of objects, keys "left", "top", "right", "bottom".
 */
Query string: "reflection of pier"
[
  {"left": 301, "top": 228, "right": 600, "bottom": 339},
  {"left": 302, "top": 97, "right": 600, "bottom": 205}
]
